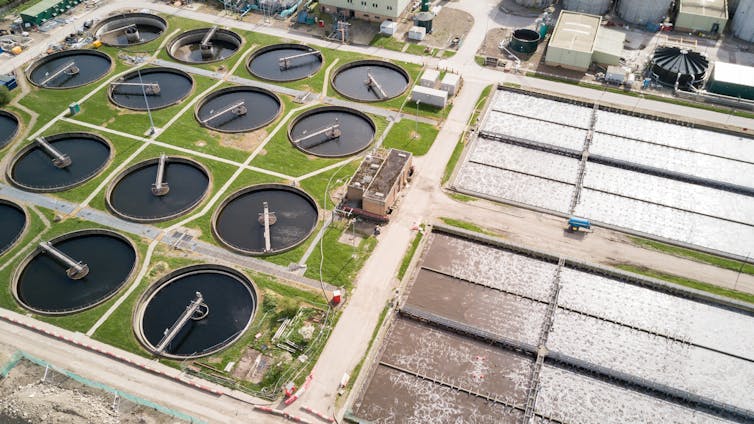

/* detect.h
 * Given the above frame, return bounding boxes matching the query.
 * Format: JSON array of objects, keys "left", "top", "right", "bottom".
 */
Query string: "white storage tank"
[
  {"left": 617, "top": 0, "right": 673, "bottom": 24},
  {"left": 408, "top": 26, "right": 426, "bottom": 41},
  {"left": 514, "top": 0, "right": 553, "bottom": 8},
  {"left": 563, "top": 0, "right": 612, "bottom": 15},
  {"left": 732, "top": 0, "right": 754, "bottom": 42},
  {"left": 380, "top": 21, "right": 397, "bottom": 36}
]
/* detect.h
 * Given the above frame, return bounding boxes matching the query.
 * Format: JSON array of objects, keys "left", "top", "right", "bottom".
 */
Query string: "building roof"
[
  {"left": 712, "top": 61, "right": 754, "bottom": 87},
  {"left": 411, "top": 85, "right": 448, "bottom": 98},
  {"left": 421, "top": 69, "right": 440, "bottom": 81},
  {"left": 593, "top": 27, "right": 625, "bottom": 58},
  {"left": 679, "top": 0, "right": 727, "bottom": 19},
  {"left": 441, "top": 73, "right": 461, "bottom": 85},
  {"left": 364, "top": 149, "right": 411, "bottom": 200},
  {"left": 549, "top": 11, "right": 601, "bottom": 54},
  {"left": 21, "top": 0, "right": 64, "bottom": 16}
]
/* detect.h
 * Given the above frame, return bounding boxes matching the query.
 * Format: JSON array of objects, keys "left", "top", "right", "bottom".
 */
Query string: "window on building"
[
  {"left": 387, "top": 5, "right": 392, "bottom": 9},
  {"left": 361, "top": 0, "right": 366, "bottom": 5}
]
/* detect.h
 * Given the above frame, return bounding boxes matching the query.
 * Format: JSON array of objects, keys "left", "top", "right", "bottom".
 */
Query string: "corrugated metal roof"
[
  {"left": 549, "top": 11, "right": 601, "bottom": 54},
  {"left": 21, "top": 0, "right": 65, "bottom": 16},
  {"left": 680, "top": 0, "right": 728, "bottom": 19},
  {"left": 712, "top": 61, "right": 754, "bottom": 86}
]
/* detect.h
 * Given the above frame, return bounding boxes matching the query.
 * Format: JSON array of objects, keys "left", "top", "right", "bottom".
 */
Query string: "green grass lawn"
[
  {"left": 304, "top": 221, "right": 378, "bottom": 288},
  {"left": 470, "top": 84, "right": 493, "bottom": 127},
  {"left": 381, "top": 118, "right": 439, "bottom": 156},
  {"left": 370, "top": 34, "right": 406, "bottom": 52},
  {"left": 397, "top": 226, "right": 424, "bottom": 280},
  {"left": 442, "top": 133, "right": 465, "bottom": 184},
  {"left": 628, "top": 236, "right": 754, "bottom": 276},
  {"left": 439, "top": 217, "right": 502, "bottom": 238}
]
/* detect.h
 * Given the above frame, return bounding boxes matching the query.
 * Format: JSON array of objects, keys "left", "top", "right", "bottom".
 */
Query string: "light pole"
[
  {"left": 735, "top": 251, "right": 750, "bottom": 290},
  {"left": 414, "top": 100, "right": 420, "bottom": 139},
  {"left": 137, "top": 69, "right": 156, "bottom": 136}
]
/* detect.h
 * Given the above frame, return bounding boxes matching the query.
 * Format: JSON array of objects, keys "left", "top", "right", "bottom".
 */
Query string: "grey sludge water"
[
  {"left": 248, "top": 46, "right": 323, "bottom": 82},
  {"left": 332, "top": 63, "right": 409, "bottom": 101},
  {"left": 0, "top": 202, "right": 25, "bottom": 254},
  {"left": 290, "top": 108, "right": 375, "bottom": 157},
  {"left": 110, "top": 69, "right": 193, "bottom": 110},
  {"left": 29, "top": 51, "right": 111, "bottom": 88},
  {"left": 197, "top": 88, "right": 280, "bottom": 132},
  {"left": 0, "top": 112, "right": 19, "bottom": 149}
]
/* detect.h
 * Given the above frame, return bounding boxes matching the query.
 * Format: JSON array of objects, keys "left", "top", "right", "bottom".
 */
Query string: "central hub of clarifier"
[
  {"left": 167, "top": 27, "right": 242, "bottom": 64},
  {"left": 109, "top": 67, "right": 194, "bottom": 111},
  {"left": 27, "top": 49, "right": 112, "bottom": 89}
]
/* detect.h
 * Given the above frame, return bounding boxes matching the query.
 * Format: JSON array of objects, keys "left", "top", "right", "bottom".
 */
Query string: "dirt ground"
[{"left": 421, "top": 7, "right": 474, "bottom": 50}]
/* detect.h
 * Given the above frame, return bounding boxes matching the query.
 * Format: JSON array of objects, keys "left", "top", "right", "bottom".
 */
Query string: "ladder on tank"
[
  {"left": 39, "top": 241, "right": 89, "bottom": 280},
  {"left": 365, "top": 71, "right": 387, "bottom": 99},
  {"left": 36, "top": 137, "right": 71, "bottom": 168},
  {"left": 155, "top": 291, "right": 208, "bottom": 353},
  {"left": 198, "top": 100, "right": 247, "bottom": 124},
  {"left": 110, "top": 81, "right": 161, "bottom": 95},
  {"left": 291, "top": 119, "right": 341, "bottom": 149},
  {"left": 279, "top": 50, "right": 321, "bottom": 70},
  {"left": 258, "top": 201, "right": 277, "bottom": 253},
  {"left": 151, "top": 153, "right": 170, "bottom": 196},
  {"left": 39, "top": 61, "right": 79, "bottom": 87},
  {"left": 200, "top": 26, "right": 218, "bottom": 60}
]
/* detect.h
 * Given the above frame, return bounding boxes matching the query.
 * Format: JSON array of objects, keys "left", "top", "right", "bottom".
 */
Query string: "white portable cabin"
[
  {"left": 419, "top": 69, "right": 440, "bottom": 88},
  {"left": 440, "top": 73, "right": 461, "bottom": 95}
]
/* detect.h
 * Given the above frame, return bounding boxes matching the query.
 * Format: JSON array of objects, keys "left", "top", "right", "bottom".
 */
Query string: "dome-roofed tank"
[
  {"left": 618, "top": 0, "right": 672, "bottom": 24},
  {"left": 563, "top": 0, "right": 612, "bottom": 15},
  {"left": 514, "top": 0, "right": 553, "bottom": 7},
  {"left": 650, "top": 46, "right": 709, "bottom": 88},
  {"left": 732, "top": 0, "right": 754, "bottom": 42}
]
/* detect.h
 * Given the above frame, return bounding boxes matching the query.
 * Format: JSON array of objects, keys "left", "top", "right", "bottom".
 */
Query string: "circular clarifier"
[
  {"left": 213, "top": 184, "right": 319, "bottom": 256},
  {"left": 94, "top": 13, "right": 167, "bottom": 47},
  {"left": 247, "top": 44, "right": 323, "bottom": 82},
  {"left": 195, "top": 86, "right": 281, "bottom": 133},
  {"left": 107, "top": 156, "right": 210, "bottom": 222},
  {"left": 8, "top": 132, "right": 112, "bottom": 192},
  {"left": 167, "top": 27, "right": 242, "bottom": 64},
  {"left": 331, "top": 60, "right": 410, "bottom": 102},
  {"left": 288, "top": 106, "right": 375, "bottom": 157},
  {"left": 136, "top": 264, "right": 257, "bottom": 358},
  {"left": 14, "top": 230, "right": 137, "bottom": 315},
  {"left": 27, "top": 49, "right": 112, "bottom": 89},
  {"left": 0, "top": 200, "right": 26, "bottom": 256},
  {"left": 0, "top": 110, "right": 20, "bottom": 150},
  {"left": 109, "top": 67, "right": 194, "bottom": 111}
]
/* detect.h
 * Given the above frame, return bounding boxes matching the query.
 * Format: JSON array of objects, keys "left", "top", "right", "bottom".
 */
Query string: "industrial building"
[
  {"left": 708, "top": 61, "right": 754, "bottom": 100},
  {"left": 319, "top": 0, "right": 410, "bottom": 21},
  {"left": 20, "top": 0, "right": 81, "bottom": 26},
  {"left": 346, "top": 148, "right": 412, "bottom": 218},
  {"left": 544, "top": 11, "right": 625, "bottom": 72},
  {"left": 675, "top": 0, "right": 728, "bottom": 33}
]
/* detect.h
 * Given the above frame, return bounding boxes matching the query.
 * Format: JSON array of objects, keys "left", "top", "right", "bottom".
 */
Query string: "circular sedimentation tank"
[
  {"left": 213, "top": 184, "right": 319, "bottom": 256},
  {"left": 0, "top": 200, "right": 26, "bottom": 256},
  {"left": 135, "top": 264, "right": 257, "bottom": 358},
  {"left": 651, "top": 46, "right": 709, "bottom": 88},
  {"left": 331, "top": 60, "right": 410, "bottom": 102},
  {"left": 0, "top": 110, "right": 20, "bottom": 149},
  {"left": 509, "top": 29, "right": 541, "bottom": 54},
  {"left": 94, "top": 13, "right": 167, "bottom": 47},
  {"left": 109, "top": 67, "right": 194, "bottom": 111},
  {"left": 14, "top": 229, "right": 137, "bottom": 315},
  {"left": 195, "top": 86, "right": 281, "bottom": 133},
  {"left": 8, "top": 132, "right": 112, "bottom": 192},
  {"left": 27, "top": 49, "right": 112, "bottom": 89},
  {"left": 167, "top": 27, "right": 242, "bottom": 64},
  {"left": 106, "top": 156, "right": 210, "bottom": 222},
  {"left": 247, "top": 44, "right": 323, "bottom": 82},
  {"left": 288, "top": 106, "right": 375, "bottom": 157}
]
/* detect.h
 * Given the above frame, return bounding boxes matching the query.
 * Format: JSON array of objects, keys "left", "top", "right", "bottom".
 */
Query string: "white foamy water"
[
  {"left": 547, "top": 310, "right": 754, "bottom": 411},
  {"left": 536, "top": 365, "right": 737, "bottom": 424},
  {"left": 482, "top": 111, "right": 587, "bottom": 151},
  {"left": 557, "top": 267, "right": 754, "bottom": 361},
  {"left": 456, "top": 162, "right": 573, "bottom": 213},
  {"left": 490, "top": 90, "right": 593, "bottom": 128},
  {"left": 470, "top": 138, "right": 581, "bottom": 184}
]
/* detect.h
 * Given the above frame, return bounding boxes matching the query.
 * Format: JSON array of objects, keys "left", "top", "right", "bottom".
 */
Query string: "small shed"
[
  {"left": 20, "top": 0, "right": 81, "bottom": 26},
  {"left": 675, "top": 0, "right": 727, "bottom": 33},
  {"left": 408, "top": 26, "right": 426, "bottom": 41},
  {"left": 410, "top": 85, "right": 447, "bottom": 108},
  {"left": 419, "top": 69, "right": 440, "bottom": 88},
  {"left": 708, "top": 61, "right": 754, "bottom": 101},
  {"left": 440, "top": 73, "right": 461, "bottom": 95},
  {"left": 380, "top": 21, "right": 397, "bottom": 35}
]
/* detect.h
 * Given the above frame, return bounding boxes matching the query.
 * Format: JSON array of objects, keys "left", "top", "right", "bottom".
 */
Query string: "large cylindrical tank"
[
  {"left": 729, "top": 0, "right": 741, "bottom": 12},
  {"left": 509, "top": 28, "right": 541, "bottom": 53},
  {"left": 617, "top": 0, "right": 672, "bottom": 24},
  {"left": 514, "top": 0, "right": 553, "bottom": 8},
  {"left": 650, "top": 46, "right": 709, "bottom": 88},
  {"left": 732, "top": 0, "right": 754, "bottom": 42},
  {"left": 563, "top": 0, "right": 612, "bottom": 15}
]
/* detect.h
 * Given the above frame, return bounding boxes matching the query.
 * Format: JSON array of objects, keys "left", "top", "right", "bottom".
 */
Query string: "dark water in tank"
[
  {"left": 171, "top": 39, "right": 238, "bottom": 63},
  {"left": 0, "top": 203, "right": 25, "bottom": 254},
  {"left": 333, "top": 64, "right": 409, "bottom": 101},
  {"left": 248, "top": 47, "right": 323, "bottom": 82},
  {"left": 291, "top": 109, "right": 375, "bottom": 157},
  {"left": 141, "top": 270, "right": 255, "bottom": 356},
  {"left": 17, "top": 234, "right": 136, "bottom": 312},
  {"left": 0, "top": 113, "right": 18, "bottom": 149},
  {"left": 197, "top": 89, "right": 280, "bottom": 132},
  {"left": 29, "top": 53, "right": 111, "bottom": 88},
  {"left": 101, "top": 23, "right": 163, "bottom": 46},
  {"left": 215, "top": 188, "right": 318, "bottom": 253},
  {"left": 110, "top": 70, "right": 193, "bottom": 110},
  {"left": 109, "top": 161, "right": 209, "bottom": 221},
  {"left": 11, "top": 137, "right": 110, "bottom": 191}
]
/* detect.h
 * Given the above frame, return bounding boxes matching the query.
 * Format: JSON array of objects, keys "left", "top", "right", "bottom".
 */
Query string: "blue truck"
[{"left": 567, "top": 217, "right": 591, "bottom": 232}]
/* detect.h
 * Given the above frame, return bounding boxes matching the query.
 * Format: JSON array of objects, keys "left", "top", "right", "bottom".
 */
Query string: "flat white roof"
[
  {"left": 712, "top": 61, "right": 754, "bottom": 87},
  {"left": 412, "top": 85, "right": 448, "bottom": 98},
  {"left": 549, "top": 11, "right": 601, "bottom": 54},
  {"left": 421, "top": 69, "right": 440, "bottom": 80},
  {"left": 680, "top": 0, "right": 727, "bottom": 19},
  {"left": 441, "top": 73, "right": 460, "bottom": 84}
]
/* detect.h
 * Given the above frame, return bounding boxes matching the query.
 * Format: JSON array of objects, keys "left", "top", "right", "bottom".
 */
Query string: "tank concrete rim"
[
  {"left": 246, "top": 43, "right": 324, "bottom": 82},
  {"left": 26, "top": 49, "right": 114, "bottom": 89},
  {"left": 6, "top": 132, "right": 114, "bottom": 193},
  {"left": 211, "top": 183, "right": 320, "bottom": 256},
  {"left": 167, "top": 27, "right": 244, "bottom": 64},
  {"left": 12, "top": 229, "right": 139, "bottom": 316},
  {"left": 133, "top": 264, "right": 259, "bottom": 359},
  {"left": 105, "top": 155, "right": 212, "bottom": 223},
  {"left": 287, "top": 105, "right": 376, "bottom": 158},
  {"left": 93, "top": 12, "right": 168, "bottom": 47},
  {"left": 0, "top": 110, "right": 21, "bottom": 150},
  {"left": 108, "top": 67, "right": 195, "bottom": 111},
  {"left": 0, "top": 198, "right": 28, "bottom": 257},
  {"left": 194, "top": 85, "right": 282, "bottom": 133},
  {"left": 331, "top": 59, "right": 411, "bottom": 103}
]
